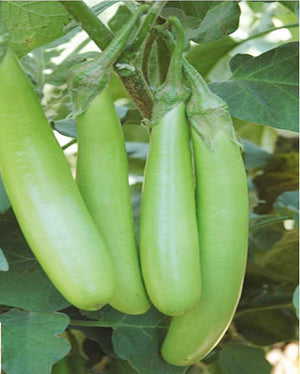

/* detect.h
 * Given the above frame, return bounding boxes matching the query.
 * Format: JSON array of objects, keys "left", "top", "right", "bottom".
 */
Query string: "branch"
[
  {"left": 62, "top": 138, "right": 77, "bottom": 150},
  {"left": 237, "top": 22, "right": 299, "bottom": 45},
  {"left": 61, "top": 0, "right": 166, "bottom": 119},
  {"left": 60, "top": 0, "right": 113, "bottom": 49},
  {"left": 115, "top": 1, "right": 167, "bottom": 119}
]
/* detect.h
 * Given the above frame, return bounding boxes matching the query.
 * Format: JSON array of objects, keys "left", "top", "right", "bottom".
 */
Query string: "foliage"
[{"left": 0, "top": 1, "right": 298, "bottom": 373}]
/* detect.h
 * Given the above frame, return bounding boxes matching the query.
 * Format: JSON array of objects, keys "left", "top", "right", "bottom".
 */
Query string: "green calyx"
[
  {"left": 150, "top": 17, "right": 189, "bottom": 126},
  {"left": 151, "top": 24, "right": 241, "bottom": 149},
  {"left": 183, "top": 59, "right": 241, "bottom": 149},
  {"left": 68, "top": 5, "right": 148, "bottom": 115}
]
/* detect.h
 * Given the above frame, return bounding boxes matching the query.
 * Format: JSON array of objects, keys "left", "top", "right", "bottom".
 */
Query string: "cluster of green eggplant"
[{"left": 0, "top": 11, "right": 248, "bottom": 367}]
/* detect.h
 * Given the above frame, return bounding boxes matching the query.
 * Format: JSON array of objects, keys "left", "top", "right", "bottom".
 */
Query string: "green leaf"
[
  {"left": 210, "top": 43, "right": 299, "bottom": 131},
  {"left": 54, "top": 119, "right": 77, "bottom": 138},
  {"left": 248, "top": 229, "right": 299, "bottom": 284},
  {"left": 235, "top": 309, "right": 298, "bottom": 345},
  {"left": 190, "top": 2, "right": 240, "bottom": 44},
  {"left": 239, "top": 282, "right": 294, "bottom": 312},
  {"left": 293, "top": 285, "right": 299, "bottom": 318},
  {"left": 274, "top": 190, "right": 299, "bottom": 226},
  {"left": 249, "top": 215, "right": 285, "bottom": 253},
  {"left": 80, "top": 306, "right": 187, "bottom": 374},
  {"left": 162, "top": 2, "right": 240, "bottom": 43},
  {"left": 185, "top": 37, "right": 237, "bottom": 78},
  {"left": 219, "top": 344, "right": 272, "bottom": 374},
  {"left": 243, "top": 140, "right": 272, "bottom": 169},
  {"left": 1, "top": 309, "right": 70, "bottom": 374},
  {"left": 0, "top": 1, "right": 72, "bottom": 57},
  {"left": 21, "top": 47, "right": 100, "bottom": 122},
  {"left": 0, "top": 211, "right": 70, "bottom": 312},
  {"left": 234, "top": 118, "right": 278, "bottom": 151},
  {"left": 113, "top": 326, "right": 187, "bottom": 374}
]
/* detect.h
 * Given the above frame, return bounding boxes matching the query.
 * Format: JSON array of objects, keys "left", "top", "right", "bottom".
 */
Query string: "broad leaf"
[
  {"left": 0, "top": 1, "right": 72, "bottom": 57},
  {"left": 54, "top": 119, "right": 77, "bottom": 138},
  {"left": 81, "top": 306, "right": 187, "bottom": 374},
  {"left": 0, "top": 309, "right": 70, "bottom": 374},
  {"left": 239, "top": 282, "right": 295, "bottom": 312},
  {"left": 219, "top": 344, "right": 272, "bottom": 374},
  {"left": 0, "top": 211, "right": 69, "bottom": 312},
  {"left": 162, "top": 2, "right": 240, "bottom": 43},
  {"left": 21, "top": 46, "right": 100, "bottom": 122},
  {"left": 243, "top": 140, "right": 272, "bottom": 169},
  {"left": 234, "top": 118, "right": 278, "bottom": 150},
  {"left": 248, "top": 229, "right": 299, "bottom": 284},
  {"left": 210, "top": 43, "right": 299, "bottom": 131},
  {"left": 186, "top": 37, "right": 237, "bottom": 78},
  {"left": 249, "top": 215, "right": 285, "bottom": 253},
  {"left": 235, "top": 309, "right": 298, "bottom": 345}
]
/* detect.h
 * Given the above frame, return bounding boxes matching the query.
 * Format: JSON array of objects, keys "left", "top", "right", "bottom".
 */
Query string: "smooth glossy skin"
[
  {"left": 76, "top": 88, "right": 150, "bottom": 315},
  {"left": 162, "top": 130, "right": 248, "bottom": 365},
  {"left": 0, "top": 49, "right": 115, "bottom": 311},
  {"left": 140, "top": 102, "right": 201, "bottom": 316}
]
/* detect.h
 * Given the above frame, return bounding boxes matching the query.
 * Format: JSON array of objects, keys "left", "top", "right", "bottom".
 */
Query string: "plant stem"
[
  {"left": 164, "top": 17, "right": 185, "bottom": 83},
  {"left": 72, "top": 37, "right": 91, "bottom": 55},
  {"left": 60, "top": 0, "right": 113, "bottom": 49},
  {"left": 154, "top": 21, "right": 299, "bottom": 68},
  {"left": 236, "top": 22, "right": 299, "bottom": 46},
  {"left": 62, "top": 138, "right": 77, "bottom": 150},
  {"left": 134, "top": 1, "right": 167, "bottom": 53},
  {"left": 61, "top": 0, "right": 166, "bottom": 119},
  {"left": 116, "top": 1, "right": 167, "bottom": 119}
]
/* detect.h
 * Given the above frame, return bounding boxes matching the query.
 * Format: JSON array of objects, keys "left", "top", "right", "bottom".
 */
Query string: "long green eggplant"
[
  {"left": 0, "top": 47, "right": 115, "bottom": 311},
  {"left": 76, "top": 87, "right": 150, "bottom": 315},
  {"left": 161, "top": 60, "right": 249, "bottom": 365},
  {"left": 140, "top": 101, "right": 201, "bottom": 316}
]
